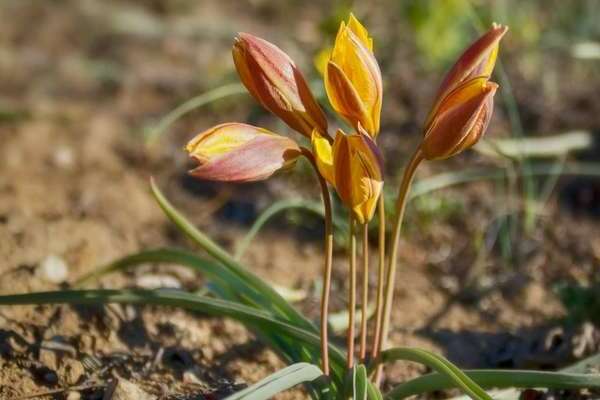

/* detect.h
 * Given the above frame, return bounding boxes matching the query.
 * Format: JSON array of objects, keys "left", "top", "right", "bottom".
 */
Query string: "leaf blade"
[{"left": 225, "top": 363, "right": 323, "bottom": 400}]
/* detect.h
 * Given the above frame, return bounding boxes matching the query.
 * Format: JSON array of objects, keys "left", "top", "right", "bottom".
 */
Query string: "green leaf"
[
  {"left": 74, "top": 248, "right": 245, "bottom": 302},
  {"left": 71, "top": 243, "right": 347, "bottom": 388},
  {"left": 366, "top": 381, "right": 384, "bottom": 400},
  {"left": 225, "top": 363, "right": 323, "bottom": 400},
  {"left": 150, "top": 179, "right": 314, "bottom": 329},
  {"left": 372, "top": 347, "right": 492, "bottom": 400},
  {"left": 352, "top": 364, "right": 368, "bottom": 400},
  {"left": 0, "top": 289, "right": 329, "bottom": 356},
  {"left": 386, "top": 369, "right": 600, "bottom": 399},
  {"left": 144, "top": 83, "right": 246, "bottom": 144}
]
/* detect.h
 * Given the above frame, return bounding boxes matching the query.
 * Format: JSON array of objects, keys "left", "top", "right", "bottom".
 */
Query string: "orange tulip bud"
[
  {"left": 421, "top": 79, "right": 498, "bottom": 160},
  {"left": 425, "top": 24, "right": 507, "bottom": 128},
  {"left": 233, "top": 33, "right": 328, "bottom": 138},
  {"left": 186, "top": 123, "right": 301, "bottom": 182},
  {"left": 332, "top": 126, "right": 384, "bottom": 224},
  {"left": 421, "top": 24, "right": 507, "bottom": 160},
  {"left": 324, "top": 14, "right": 382, "bottom": 138}
]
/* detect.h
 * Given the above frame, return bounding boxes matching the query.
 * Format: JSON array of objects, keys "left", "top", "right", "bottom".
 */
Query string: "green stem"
[{"left": 375, "top": 148, "right": 424, "bottom": 385}]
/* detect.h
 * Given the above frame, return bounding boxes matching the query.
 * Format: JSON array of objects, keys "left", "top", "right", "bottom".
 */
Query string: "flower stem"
[
  {"left": 375, "top": 147, "right": 424, "bottom": 385},
  {"left": 359, "top": 222, "right": 369, "bottom": 361},
  {"left": 371, "top": 195, "right": 386, "bottom": 360},
  {"left": 347, "top": 215, "right": 357, "bottom": 368},
  {"left": 300, "top": 147, "right": 333, "bottom": 376}
]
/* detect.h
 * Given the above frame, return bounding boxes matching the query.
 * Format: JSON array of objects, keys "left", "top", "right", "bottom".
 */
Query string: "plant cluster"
[{"left": 1, "top": 13, "right": 600, "bottom": 400}]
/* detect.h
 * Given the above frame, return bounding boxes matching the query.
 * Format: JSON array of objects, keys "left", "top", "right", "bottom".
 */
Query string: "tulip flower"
[
  {"left": 324, "top": 14, "right": 383, "bottom": 138},
  {"left": 186, "top": 123, "right": 301, "bottom": 182},
  {"left": 331, "top": 127, "right": 384, "bottom": 224},
  {"left": 233, "top": 33, "right": 328, "bottom": 138},
  {"left": 421, "top": 24, "right": 507, "bottom": 160}
]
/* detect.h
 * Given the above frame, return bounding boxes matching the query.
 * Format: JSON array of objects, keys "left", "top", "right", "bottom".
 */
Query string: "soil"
[{"left": 1, "top": 1, "right": 600, "bottom": 399}]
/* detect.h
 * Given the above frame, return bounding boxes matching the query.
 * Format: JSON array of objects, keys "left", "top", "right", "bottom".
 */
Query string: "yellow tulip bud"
[
  {"left": 332, "top": 126, "right": 384, "bottom": 224},
  {"left": 233, "top": 33, "right": 328, "bottom": 138},
  {"left": 186, "top": 123, "right": 301, "bottom": 182},
  {"left": 324, "top": 14, "right": 382, "bottom": 138}
]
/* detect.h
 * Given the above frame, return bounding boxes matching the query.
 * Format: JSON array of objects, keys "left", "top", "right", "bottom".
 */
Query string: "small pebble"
[
  {"left": 38, "top": 255, "right": 68, "bottom": 283},
  {"left": 66, "top": 391, "right": 81, "bottom": 400},
  {"left": 136, "top": 274, "right": 181, "bottom": 289}
]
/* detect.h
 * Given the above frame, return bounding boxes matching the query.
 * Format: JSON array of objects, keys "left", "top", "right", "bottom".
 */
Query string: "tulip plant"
[{"left": 1, "top": 14, "right": 600, "bottom": 400}]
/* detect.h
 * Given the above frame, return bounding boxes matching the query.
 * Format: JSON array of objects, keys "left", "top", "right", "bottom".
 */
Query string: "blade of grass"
[
  {"left": 144, "top": 83, "right": 246, "bottom": 144},
  {"left": 225, "top": 363, "right": 324, "bottom": 400},
  {"left": 371, "top": 347, "right": 491, "bottom": 400},
  {"left": 385, "top": 369, "right": 600, "bottom": 399}
]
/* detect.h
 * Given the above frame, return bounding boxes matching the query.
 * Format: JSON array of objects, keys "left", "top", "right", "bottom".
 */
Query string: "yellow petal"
[
  {"left": 347, "top": 13, "right": 373, "bottom": 52},
  {"left": 326, "top": 20, "right": 382, "bottom": 137},
  {"left": 311, "top": 129, "right": 335, "bottom": 185},
  {"left": 324, "top": 61, "right": 372, "bottom": 133}
]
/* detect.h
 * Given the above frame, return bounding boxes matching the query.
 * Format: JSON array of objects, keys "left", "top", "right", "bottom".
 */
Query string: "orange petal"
[
  {"left": 425, "top": 24, "right": 507, "bottom": 128},
  {"left": 422, "top": 82, "right": 498, "bottom": 160}
]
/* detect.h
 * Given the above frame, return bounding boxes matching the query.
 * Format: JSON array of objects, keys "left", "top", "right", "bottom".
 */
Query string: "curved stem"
[
  {"left": 347, "top": 216, "right": 357, "bottom": 368},
  {"left": 375, "top": 147, "right": 424, "bottom": 385},
  {"left": 371, "top": 195, "right": 386, "bottom": 360},
  {"left": 359, "top": 223, "right": 369, "bottom": 361},
  {"left": 300, "top": 147, "right": 334, "bottom": 376}
]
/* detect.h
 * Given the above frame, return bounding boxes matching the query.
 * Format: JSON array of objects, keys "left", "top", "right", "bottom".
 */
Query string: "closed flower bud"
[
  {"left": 233, "top": 33, "right": 328, "bottom": 138},
  {"left": 422, "top": 24, "right": 507, "bottom": 160},
  {"left": 324, "top": 14, "right": 382, "bottom": 138},
  {"left": 422, "top": 78, "right": 498, "bottom": 160},
  {"left": 186, "top": 123, "right": 301, "bottom": 182},
  {"left": 425, "top": 24, "right": 507, "bottom": 129},
  {"left": 332, "top": 126, "right": 384, "bottom": 224}
]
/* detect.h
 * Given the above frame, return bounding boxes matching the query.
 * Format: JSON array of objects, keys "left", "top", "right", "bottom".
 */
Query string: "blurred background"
[{"left": 1, "top": 0, "right": 600, "bottom": 398}]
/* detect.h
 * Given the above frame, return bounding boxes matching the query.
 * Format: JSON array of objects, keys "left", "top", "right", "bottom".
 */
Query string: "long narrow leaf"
[
  {"left": 72, "top": 245, "right": 347, "bottom": 387},
  {"left": 366, "top": 381, "right": 383, "bottom": 400},
  {"left": 0, "top": 289, "right": 339, "bottom": 361},
  {"left": 373, "top": 347, "right": 491, "bottom": 400},
  {"left": 150, "top": 179, "right": 315, "bottom": 332},
  {"left": 225, "top": 363, "right": 323, "bottom": 400},
  {"left": 352, "top": 365, "right": 368, "bottom": 400},
  {"left": 385, "top": 369, "right": 600, "bottom": 399},
  {"left": 74, "top": 248, "right": 257, "bottom": 306}
]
